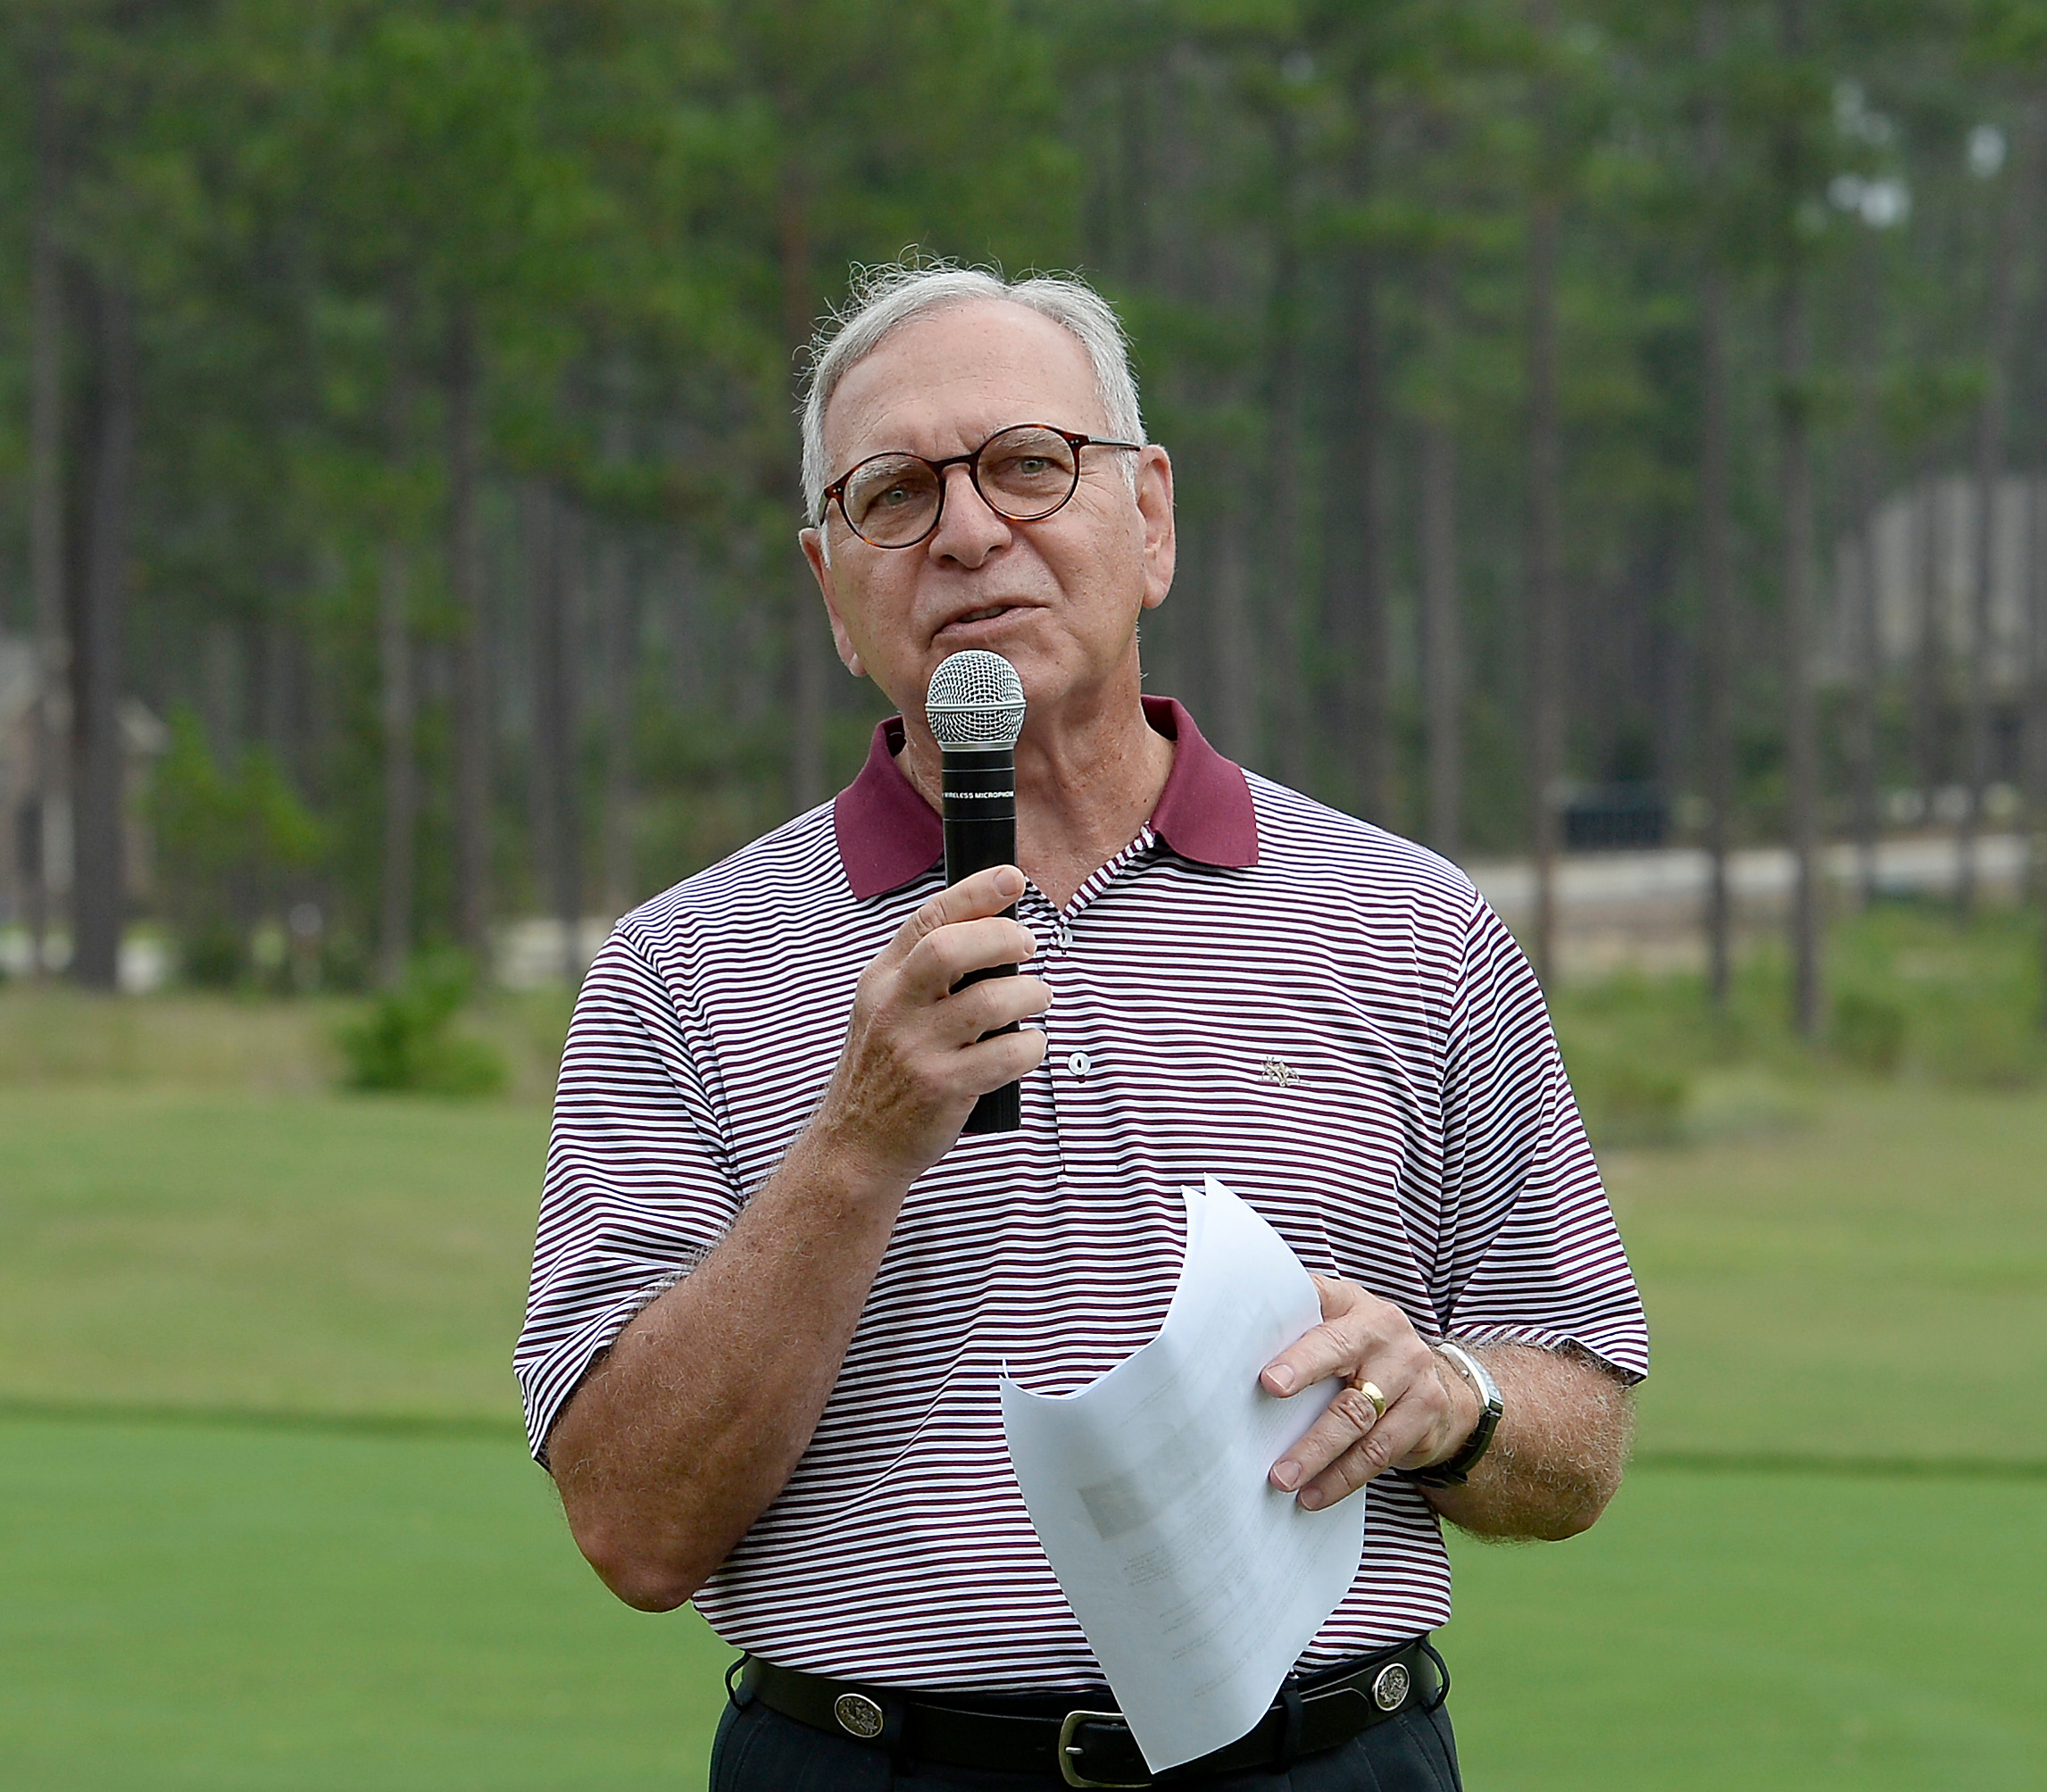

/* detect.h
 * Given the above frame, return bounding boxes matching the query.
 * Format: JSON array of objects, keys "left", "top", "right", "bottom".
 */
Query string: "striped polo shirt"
[{"left": 517, "top": 696, "right": 1648, "bottom": 1689}]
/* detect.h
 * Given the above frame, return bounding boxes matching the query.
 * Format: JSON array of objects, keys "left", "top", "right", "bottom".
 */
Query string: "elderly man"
[{"left": 519, "top": 263, "right": 1648, "bottom": 1791}]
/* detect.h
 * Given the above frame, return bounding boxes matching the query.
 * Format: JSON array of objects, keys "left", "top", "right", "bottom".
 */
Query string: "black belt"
[{"left": 735, "top": 1637, "right": 1445, "bottom": 1788}]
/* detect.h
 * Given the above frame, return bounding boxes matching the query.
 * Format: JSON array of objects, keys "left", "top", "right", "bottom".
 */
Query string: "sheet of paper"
[{"left": 999, "top": 1175, "right": 1367, "bottom": 1773}]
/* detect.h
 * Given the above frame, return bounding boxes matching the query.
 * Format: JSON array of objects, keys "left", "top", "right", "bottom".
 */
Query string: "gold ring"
[{"left": 1355, "top": 1379, "right": 1387, "bottom": 1419}]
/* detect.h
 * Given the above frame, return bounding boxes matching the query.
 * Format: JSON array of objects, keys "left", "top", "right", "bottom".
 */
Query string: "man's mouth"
[{"left": 944, "top": 604, "right": 1021, "bottom": 628}]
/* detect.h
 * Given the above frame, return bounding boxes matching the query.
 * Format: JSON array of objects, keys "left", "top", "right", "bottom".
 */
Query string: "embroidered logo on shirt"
[{"left": 1259, "top": 1058, "right": 1301, "bottom": 1088}]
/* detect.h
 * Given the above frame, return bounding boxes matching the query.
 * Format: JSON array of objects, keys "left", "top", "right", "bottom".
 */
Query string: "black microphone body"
[{"left": 943, "top": 740, "right": 1021, "bottom": 1134}]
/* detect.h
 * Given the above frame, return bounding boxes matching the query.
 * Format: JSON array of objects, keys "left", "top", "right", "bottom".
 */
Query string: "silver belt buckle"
[{"left": 1056, "top": 1707, "right": 1151, "bottom": 1788}]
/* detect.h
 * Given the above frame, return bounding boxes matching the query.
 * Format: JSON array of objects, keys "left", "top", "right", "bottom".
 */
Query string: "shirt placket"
[{"left": 1028, "top": 827, "right": 1156, "bottom": 1130}]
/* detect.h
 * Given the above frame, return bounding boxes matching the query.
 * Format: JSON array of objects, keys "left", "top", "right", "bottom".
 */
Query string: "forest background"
[{"left": 4, "top": 0, "right": 2047, "bottom": 1036}]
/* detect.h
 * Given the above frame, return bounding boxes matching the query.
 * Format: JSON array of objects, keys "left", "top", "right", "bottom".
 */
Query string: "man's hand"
[
  {"left": 1258, "top": 1279, "right": 1635, "bottom": 1540},
  {"left": 1260, "top": 1276, "right": 1475, "bottom": 1511},
  {"left": 817, "top": 864, "right": 1053, "bottom": 1180}
]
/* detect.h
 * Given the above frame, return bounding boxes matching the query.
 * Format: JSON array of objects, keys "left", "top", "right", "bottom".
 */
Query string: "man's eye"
[
  {"left": 878, "top": 485, "right": 913, "bottom": 507},
  {"left": 991, "top": 455, "right": 1053, "bottom": 479}
]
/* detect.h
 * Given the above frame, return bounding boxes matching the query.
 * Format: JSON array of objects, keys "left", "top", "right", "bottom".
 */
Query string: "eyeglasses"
[{"left": 817, "top": 423, "right": 1143, "bottom": 549}]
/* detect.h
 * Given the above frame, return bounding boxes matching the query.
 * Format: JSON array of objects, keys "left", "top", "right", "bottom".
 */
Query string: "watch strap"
[{"left": 1412, "top": 1340, "right": 1502, "bottom": 1488}]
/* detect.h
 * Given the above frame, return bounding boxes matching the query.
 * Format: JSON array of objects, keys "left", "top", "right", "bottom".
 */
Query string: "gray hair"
[{"left": 799, "top": 260, "right": 1146, "bottom": 525}]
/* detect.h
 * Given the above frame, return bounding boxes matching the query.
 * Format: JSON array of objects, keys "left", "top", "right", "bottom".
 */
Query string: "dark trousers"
[{"left": 710, "top": 1693, "right": 1463, "bottom": 1791}]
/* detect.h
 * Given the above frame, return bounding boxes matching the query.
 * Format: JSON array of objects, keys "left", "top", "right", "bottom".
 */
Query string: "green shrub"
[
  {"left": 335, "top": 954, "right": 507, "bottom": 1097},
  {"left": 1831, "top": 989, "right": 1906, "bottom": 1074},
  {"left": 153, "top": 710, "right": 328, "bottom": 987},
  {"left": 179, "top": 921, "right": 248, "bottom": 989}
]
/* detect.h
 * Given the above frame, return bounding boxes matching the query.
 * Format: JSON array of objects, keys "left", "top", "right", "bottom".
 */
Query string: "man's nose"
[{"left": 926, "top": 462, "right": 1011, "bottom": 566}]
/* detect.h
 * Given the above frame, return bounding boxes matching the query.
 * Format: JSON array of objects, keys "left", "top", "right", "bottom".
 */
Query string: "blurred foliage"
[
  {"left": 333, "top": 950, "right": 509, "bottom": 1096},
  {"left": 148, "top": 710, "right": 329, "bottom": 986},
  {"left": 0, "top": 980, "right": 571, "bottom": 1099},
  {"left": 1552, "top": 902, "right": 2047, "bottom": 1146},
  {"left": 3, "top": 0, "right": 2047, "bottom": 1013}
]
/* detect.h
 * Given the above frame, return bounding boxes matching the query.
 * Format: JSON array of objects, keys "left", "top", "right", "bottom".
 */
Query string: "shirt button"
[
  {"left": 1066, "top": 1051, "right": 1092, "bottom": 1079},
  {"left": 1055, "top": 925, "right": 1075, "bottom": 951}
]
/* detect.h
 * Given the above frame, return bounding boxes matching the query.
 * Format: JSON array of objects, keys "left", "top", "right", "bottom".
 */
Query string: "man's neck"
[{"left": 898, "top": 685, "right": 1175, "bottom": 912}]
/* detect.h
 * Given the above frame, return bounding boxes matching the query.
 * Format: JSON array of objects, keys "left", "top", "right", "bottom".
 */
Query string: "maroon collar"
[{"left": 833, "top": 696, "right": 1260, "bottom": 900}]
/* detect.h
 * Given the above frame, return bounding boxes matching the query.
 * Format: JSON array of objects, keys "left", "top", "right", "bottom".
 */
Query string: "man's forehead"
[{"left": 823, "top": 300, "right": 1104, "bottom": 463}]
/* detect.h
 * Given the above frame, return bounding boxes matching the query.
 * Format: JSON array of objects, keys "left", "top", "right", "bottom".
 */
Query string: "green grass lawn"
[
  {"left": 2, "top": 1417, "right": 2038, "bottom": 1790},
  {"left": 0, "top": 1088, "right": 545, "bottom": 1420},
  {"left": 1444, "top": 1466, "right": 2046, "bottom": 1791},
  {"left": 0, "top": 1415, "right": 712, "bottom": 1791},
  {"left": 6, "top": 1079, "right": 2043, "bottom": 1462},
  {"left": 3, "top": 1068, "right": 2043, "bottom": 1787},
  {"left": 1603, "top": 1082, "right": 2047, "bottom": 1464}
]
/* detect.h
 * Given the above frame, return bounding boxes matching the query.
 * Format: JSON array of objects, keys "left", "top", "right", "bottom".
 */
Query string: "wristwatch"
[{"left": 1411, "top": 1340, "right": 1502, "bottom": 1488}]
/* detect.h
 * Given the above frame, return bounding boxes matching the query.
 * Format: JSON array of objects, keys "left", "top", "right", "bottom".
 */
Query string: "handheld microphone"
[{"left": 926, "top": 649, "right": 1028, "bottom": 1135}]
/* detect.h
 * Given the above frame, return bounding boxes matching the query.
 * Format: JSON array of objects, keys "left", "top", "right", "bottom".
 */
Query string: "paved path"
[
  {"left": 1466, "top": 831, "right": 2028, "bottom": 921},
  {"left": 1462, "top": 831, "right": 2033, "bottom": 978}
]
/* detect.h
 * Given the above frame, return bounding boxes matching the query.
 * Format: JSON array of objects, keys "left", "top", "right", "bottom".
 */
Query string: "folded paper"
[{"left": 1000, "top": 1176, "right": 1367, "bottom": 1772}]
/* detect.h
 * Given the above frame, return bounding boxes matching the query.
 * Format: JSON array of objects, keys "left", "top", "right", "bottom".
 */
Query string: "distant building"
[
  {"left": 1819, "top": 473, "right": 2046, "bottom": 692},
  {"left": 0, "top": 629, "right": 168, "bottom": 938}
]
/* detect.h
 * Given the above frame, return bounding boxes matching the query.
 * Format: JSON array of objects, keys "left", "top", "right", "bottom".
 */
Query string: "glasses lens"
[
  {"left": 976, "top": 427, "right": 1078, "bottom": 521},
  {"left": 843, "top": 454, "right": 942, "bottom": 546}
]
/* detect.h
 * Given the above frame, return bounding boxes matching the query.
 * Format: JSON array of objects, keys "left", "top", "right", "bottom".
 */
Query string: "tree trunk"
[
  {"left": 377, "top": 543, "right": 416, "bottom": 988},
  {"left": 1420, "top": 250, "right": 1462, "bottom": 860},
  {"left": 27, "top": 43, "right": 65, "bottom": 980},
  {"left": 789, "top": 564, "right": 828, "bottom": 813},
  {"left": 1851, "top": 521, "right": 1882, "bottom": 904},
  {"left": 597, "top": 380, "right": 637, "bottom": 918},
  {"left": 377, "top": 320, "right": 416, "bottom": 989},
  {"left": 1526, "top": 186, "right": 1565, "bottom": 988},
  {"left": 598, "top": 534, "right": 637, "bottom": 920},
  {"left": 1698, "top": 8, "right": 1735, "bottom": 1004},
  {"left": 1914, "top": 474, "right": 1944, "bottom": 829},
  {"left": 2031, "top": 475, "right": 2047, "bottom": 1026},
  {"left": 1845, "top": 226, "right": 1885, "bottom": 909},
  {"left": 1325, "top": 84, "right": 1387, "bottom": 820},
  {"left": 71, "top": 279, "right": 136, "bottom": 991},
  {"left": 1775, "top": 0, "right": 1822, "bottom": 1038},
  {"left": 1268, "top": 104, "right": 1308, "bottom": 792},
  {"left": 1960, "top": 163, "right": 2018, "bottom": 915},
  {"left": 1781, "top": 325, "right": 1823, "bottom": 1040},
  {"left": 2017, "top": 104, "right": 2047, "bottom": 1026},
  {"left": 1211, "top": 502, "right": 1260, "bottom": 767},
  {"left": 1119, "top": 59, "right": 1154, "bottom": 290},
  {"left": 1700, "top": 253, "right": 1736, "bottom": 1004},
  {"left": 525, "top": 482, "right": 582, "bottom": 984},
  {"left": 446, "top": 304, "right": 491, "bottom": 963},
  {"left": 778, "top": 168, "right": 827, "bottom": 814}
]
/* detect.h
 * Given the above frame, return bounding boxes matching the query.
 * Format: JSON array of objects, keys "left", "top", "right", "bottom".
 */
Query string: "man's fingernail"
[
  {"left": 1298, "top": 1487, "right": 1325, "bottom": 1511},
  {"left": 1266, "top": 1365, "right": 1296, "bottom": 1393},
  {"left": 1272, "top": 1461, "right": 1302, "bottom": 1490},
  {"left": 996, "top": 866, "right": 1024, "bottom": 896}
]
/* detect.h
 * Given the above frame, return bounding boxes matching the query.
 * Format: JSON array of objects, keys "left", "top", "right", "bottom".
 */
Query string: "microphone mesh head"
[{"left": 926, "top": 650, "right": 1027, "bottom": 750}]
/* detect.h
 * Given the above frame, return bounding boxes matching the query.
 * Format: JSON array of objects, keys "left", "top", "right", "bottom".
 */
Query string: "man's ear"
[
  {"left": 1136, "top": 446, "right": 1176, "bottom": 613},
  {"left": 800, "top": 527, "right": 865, "bottom": 677}
]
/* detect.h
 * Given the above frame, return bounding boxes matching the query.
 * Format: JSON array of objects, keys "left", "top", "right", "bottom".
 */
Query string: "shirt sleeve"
[
  {"left": 1432, "top": 895, "right": 1650, "bottom": 1381},
  {"left": 514, "top": 921, "right": 747, "bottom": 1465}
]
